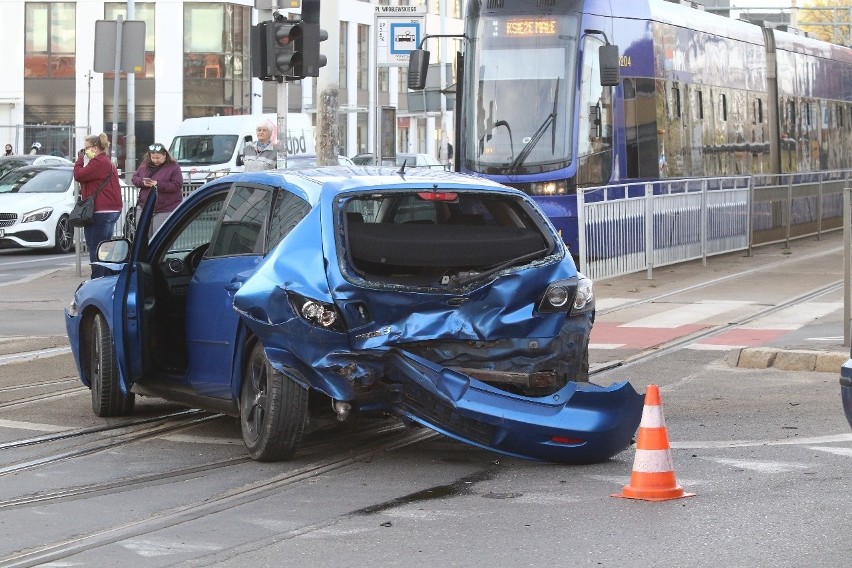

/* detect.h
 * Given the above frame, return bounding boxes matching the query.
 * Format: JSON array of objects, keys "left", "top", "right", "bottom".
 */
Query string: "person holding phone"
[{"left": 131, "top": 143, "right": 184, "bottom": 234}]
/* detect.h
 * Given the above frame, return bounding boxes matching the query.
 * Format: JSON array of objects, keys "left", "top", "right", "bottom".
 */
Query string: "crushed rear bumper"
[{"left": 385, "top": 350, "right": 643, "bottom": 464}]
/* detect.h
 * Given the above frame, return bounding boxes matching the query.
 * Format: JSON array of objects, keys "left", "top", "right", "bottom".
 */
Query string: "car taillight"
[
  {"left": 417, "top": 191, "right": 458, "bottom": 201},
  {"left": 288, "top": 293, "right": 346, "bottom": 332}
]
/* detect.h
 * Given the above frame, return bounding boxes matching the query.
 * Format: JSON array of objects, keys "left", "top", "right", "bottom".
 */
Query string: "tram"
[{"left": 410, "top": 0, "right": 852, "bottom": 251}]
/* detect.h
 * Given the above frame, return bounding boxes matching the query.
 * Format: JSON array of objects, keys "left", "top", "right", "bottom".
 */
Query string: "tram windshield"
[{"left": 464, "top": 14, "right": 579, "bottom": 176}]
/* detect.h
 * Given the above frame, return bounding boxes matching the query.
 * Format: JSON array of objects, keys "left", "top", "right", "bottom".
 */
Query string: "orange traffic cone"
[{"left": 612, "top": 384, "right": 695, "bottom": 501}]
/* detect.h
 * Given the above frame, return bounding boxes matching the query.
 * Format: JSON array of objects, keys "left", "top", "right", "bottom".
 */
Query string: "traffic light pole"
[{"left": 277, "top": 78, "right": 288, "bottom": 168}]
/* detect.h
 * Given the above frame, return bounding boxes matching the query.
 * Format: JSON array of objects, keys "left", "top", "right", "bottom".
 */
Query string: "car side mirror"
[{"left": 97, "top": 239, "right": 130, "bottom": 263}]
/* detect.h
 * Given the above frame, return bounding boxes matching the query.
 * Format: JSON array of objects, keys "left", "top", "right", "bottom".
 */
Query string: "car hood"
[{"left": 0, "top": 192, "right": 72, "bottom": 211}]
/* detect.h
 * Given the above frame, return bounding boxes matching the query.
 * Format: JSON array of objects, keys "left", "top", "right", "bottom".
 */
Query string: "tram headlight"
[{"left": 529, "top": 180, "right": 569, "bottom": 196}]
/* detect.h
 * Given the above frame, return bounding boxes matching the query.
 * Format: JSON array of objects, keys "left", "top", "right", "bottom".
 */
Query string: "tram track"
[
  {"left": 0, "top": 425, "right": 437, "bottom": 568},
  {"left": 591, "top": 278, "right": 843, "bottom": 376},
  {"left": 0, "top": 419, "right": 415, "bottom": 512}
]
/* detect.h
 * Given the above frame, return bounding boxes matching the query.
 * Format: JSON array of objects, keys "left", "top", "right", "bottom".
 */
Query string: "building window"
[
  {"left": 183, "top": 3, "right": 252, "bottom": 118},
  {"left": 358, "top": 24, "right": 370, "bottom": 91},
  {"left": 105, "top": 3, "right": 156, "bottom": 78},
  {"left": 339, "top": 21, "right": 348, "bottom": 87},
  {"left": 25, "top": 3, "right": 75, "bottom": 78}
]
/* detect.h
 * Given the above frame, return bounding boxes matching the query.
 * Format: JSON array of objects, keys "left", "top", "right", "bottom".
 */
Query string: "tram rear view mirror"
[
  {"left": 599, "top": 44, "right": 620, "bottom": 86},
  {"left": 408, "top": 50, "right": 430, "bottom": 90}
]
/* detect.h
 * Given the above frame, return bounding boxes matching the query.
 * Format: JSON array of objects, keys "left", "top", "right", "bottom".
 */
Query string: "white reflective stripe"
[
  {"left": 640, "top": 405, "right": 666, "bottom": 428},
  {"left": 632, "top": 449, "right": 674, "bottom": 473}
]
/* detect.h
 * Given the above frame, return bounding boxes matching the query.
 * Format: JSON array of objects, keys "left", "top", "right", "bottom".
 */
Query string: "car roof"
[{"left": 209, "top": 166, "right": 510, "bottom": 207}]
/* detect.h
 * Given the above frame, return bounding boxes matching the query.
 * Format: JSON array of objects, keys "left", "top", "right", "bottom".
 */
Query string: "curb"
[{"left": 730, "top": 347, "right": 849, "bottom": 373}]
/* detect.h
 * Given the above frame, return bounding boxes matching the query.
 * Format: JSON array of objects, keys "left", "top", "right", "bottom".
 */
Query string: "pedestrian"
[
  {"left": 131, "top": 143, "right": 184, "bottom": 234},
  {"left": 4, "top": 144, "right": 12, "bottom": 156},
  {"left": 29, "top": 141, "right": 41, "bottom": 155},
  {"left": 243, "top": 119, "right": 277, "bottom": 171},
  {"left": 73, "top": 133, "right": 123, "bottom": 279}
]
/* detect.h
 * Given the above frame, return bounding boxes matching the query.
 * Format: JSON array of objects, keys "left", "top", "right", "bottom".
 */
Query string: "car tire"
[
  {"left": 54, "top": 214, "right": 74, "bottom": 254},
  {"left": 240, "top": 342, "right": 308, "bottom": 461},
  {"left": 89, "top": 313, "right": 135, "bottom": 417}
]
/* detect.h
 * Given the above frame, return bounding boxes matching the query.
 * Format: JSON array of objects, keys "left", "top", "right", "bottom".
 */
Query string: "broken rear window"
[{"left": 340, "top": 190, "right": 555, "bottom": 288}]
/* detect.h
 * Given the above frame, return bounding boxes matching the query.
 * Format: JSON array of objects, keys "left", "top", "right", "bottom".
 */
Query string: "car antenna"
[{"left": 397, "top": 158, "right": 409, "bottom": 177}]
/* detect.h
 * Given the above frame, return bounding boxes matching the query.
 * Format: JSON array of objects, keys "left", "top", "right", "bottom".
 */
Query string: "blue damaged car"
[{"left": 64, "top": 166, "right": 643, "bottom": 464}]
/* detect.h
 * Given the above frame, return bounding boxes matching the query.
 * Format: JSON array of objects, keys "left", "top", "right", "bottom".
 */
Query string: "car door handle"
[{"left": 225, "top": 280, "right": 243, "bottom": 292}]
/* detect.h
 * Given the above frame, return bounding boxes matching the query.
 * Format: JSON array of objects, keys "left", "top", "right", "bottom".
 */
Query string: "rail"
[{"left": 578, "top": 170, "right": 851, "bottom": 281}]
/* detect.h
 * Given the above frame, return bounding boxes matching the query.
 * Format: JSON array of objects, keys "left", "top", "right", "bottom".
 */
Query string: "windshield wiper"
[
  {"left": 453, "top": 248, "right": 549, "bottom": 288},
  {"left": 509, "top": 79, "right": 560, "bottom": 173}
]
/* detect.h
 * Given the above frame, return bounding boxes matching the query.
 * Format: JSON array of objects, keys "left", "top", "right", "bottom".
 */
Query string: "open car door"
[{"left": 111, "top": 190, "right": 158, "bottom": 393}]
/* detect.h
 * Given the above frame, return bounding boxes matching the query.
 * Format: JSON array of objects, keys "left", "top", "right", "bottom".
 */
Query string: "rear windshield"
[{"left": 340, "top": 190, "right": 555, "bottom": 288}]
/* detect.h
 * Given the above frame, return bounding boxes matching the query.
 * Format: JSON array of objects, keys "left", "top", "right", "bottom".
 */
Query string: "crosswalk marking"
[
  {"left": 619, "top": 300, "right": 753, "bottom": 329},
  {"left": 591, "top": 299, "right": 842, "bottom": 351}
]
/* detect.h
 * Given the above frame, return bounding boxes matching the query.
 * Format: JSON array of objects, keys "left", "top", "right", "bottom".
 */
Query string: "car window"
[
  {"left": 208, "top": 184, "right": 274, "bottom": 257},
  {"left": 0, "top": 160, "right": 28, "bottom": 179},
  {"left": 0, "top": 169, "right": 72, "bottom": 194},
  {"left": 170, "top": 135, "right": 238, "bottom": 165},
  {"left": 268, "top": 191, "right": 311, "bottom": 249},
  {"left": 162, "top": 193, "right": 227, "bottom": 256}
]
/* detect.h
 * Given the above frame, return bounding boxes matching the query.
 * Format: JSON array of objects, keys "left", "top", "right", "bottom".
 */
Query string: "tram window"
[
  {"left": 754, "top": 99, "right": 763, "bottom": 124},
  {"left": 788, "top": 101, "right": 796, "bottom": 124},
  {"left": 671, "top": 84, "right": 681, "bottom": 118},
  {"left": 623, "top": 78, "right": 636, "bottom": 99},
  {"left": 721, "top": 94, "right": 728, "bottom": 122},
  {"left": 806, "top": 103, "right": 811, "bottom": 126},
  {"left": 697, "top": 90, "right": 704, "bottom": 120},
  {"left": 838, "top": 105, "right": 844, "bottom": 128}
]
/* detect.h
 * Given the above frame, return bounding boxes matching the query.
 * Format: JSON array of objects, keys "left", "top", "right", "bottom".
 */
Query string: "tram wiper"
[
  {"left": 510, "top": 79, "right": 560, "bottom": 173},
  {"left": 452, "top": 248, "right": 549, "bottom": 287}
]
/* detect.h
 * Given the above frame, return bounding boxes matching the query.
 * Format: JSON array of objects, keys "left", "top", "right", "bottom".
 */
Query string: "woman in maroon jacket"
[
  {"left": 73, "top": 133, "right": 123, "bottom": 279},
  {"left": 131, "top": 143, "right": 184, "bottom": 234}
]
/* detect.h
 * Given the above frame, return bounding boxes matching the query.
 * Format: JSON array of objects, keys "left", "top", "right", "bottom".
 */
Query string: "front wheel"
[
  {"left": 240, "top": 342, "right": 308, "bottom": 461},
  {"left": 88, "top": 313, "right": 135, "bottom": 416},
  {"left": 54, "top": 215, "right": 74, "bottom": 253}
]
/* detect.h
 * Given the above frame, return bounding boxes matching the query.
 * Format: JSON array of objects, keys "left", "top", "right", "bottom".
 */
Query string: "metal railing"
[
  {"left": 578, "top": 170, "right": 850, "bottom": 281},
  {"left": 578, "top": 177, "right": 751, "bottom": 281}
]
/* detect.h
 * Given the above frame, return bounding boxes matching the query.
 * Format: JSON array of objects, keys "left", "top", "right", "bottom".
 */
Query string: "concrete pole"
[
  {"left": 316, "top": 0, "right": 339, "bottom": 166},
  {"left": 126, "top": 0, "right": 137, "bottom": 180}
]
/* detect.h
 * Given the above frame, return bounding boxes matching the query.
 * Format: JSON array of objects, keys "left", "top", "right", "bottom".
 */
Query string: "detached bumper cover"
[{"left": 386, "top": 350, "right": 643, "bottom": 464}]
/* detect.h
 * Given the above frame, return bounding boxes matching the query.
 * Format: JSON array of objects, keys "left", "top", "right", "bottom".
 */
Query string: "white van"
[{"left": 167, "top": 113, "right": 315, "bottom": 188}]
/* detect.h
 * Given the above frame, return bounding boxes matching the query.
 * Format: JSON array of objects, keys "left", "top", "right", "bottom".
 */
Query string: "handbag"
[{"left": 69, "top": 176, "right": 111, "bottom": 228}]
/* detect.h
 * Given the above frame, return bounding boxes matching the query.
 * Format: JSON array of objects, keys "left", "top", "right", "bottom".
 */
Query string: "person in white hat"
[{"left": 29, "top": 141, "right": 42, "bottom": 155}]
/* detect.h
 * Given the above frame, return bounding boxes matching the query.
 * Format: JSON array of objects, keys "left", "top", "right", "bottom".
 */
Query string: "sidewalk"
[{"left": 590, "top": 230, "right": 850, "bottom": 372}]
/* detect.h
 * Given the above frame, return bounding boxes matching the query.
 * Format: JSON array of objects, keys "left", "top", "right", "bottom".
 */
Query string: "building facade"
[{"left": 0, "top": 0, "right": 463, "bottom": 168}]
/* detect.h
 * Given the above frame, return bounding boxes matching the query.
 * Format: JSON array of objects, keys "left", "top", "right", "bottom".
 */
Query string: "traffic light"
[
  {"left": 249, "top": 20, "right": 302, "bottom": 80},
  {"left": 296, "top": 23, "right": 328, "bottom": 78},
  {"left": 297, "top": 0, "right": 327, "bottom": 79},
  {"left": 271, "top": 20, "right": 301, "bottom": 78}
]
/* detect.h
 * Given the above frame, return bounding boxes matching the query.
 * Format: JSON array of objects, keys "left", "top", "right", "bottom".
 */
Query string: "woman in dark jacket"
[
  {"left": 131, "top": 143, "right": 184, "bottom": 234},
  {"left": 73, "top": 133, "right": 123, "bottom": 278}
]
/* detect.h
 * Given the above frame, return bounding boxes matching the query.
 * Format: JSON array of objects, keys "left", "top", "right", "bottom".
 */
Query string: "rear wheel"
[
  {"left": 240, "top": 342, "right": 308, "bottom": 461},
  {"left": 54, "top": 215, "right": 73, "bottom": 253},
  {"left": 89, "top": 313, "right": 135, "bottom": 416}
]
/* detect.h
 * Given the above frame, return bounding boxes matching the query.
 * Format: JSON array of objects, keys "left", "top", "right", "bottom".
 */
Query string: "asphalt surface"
[{"left": 0, "top": 233, "right": 849, "bottom": 371}]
